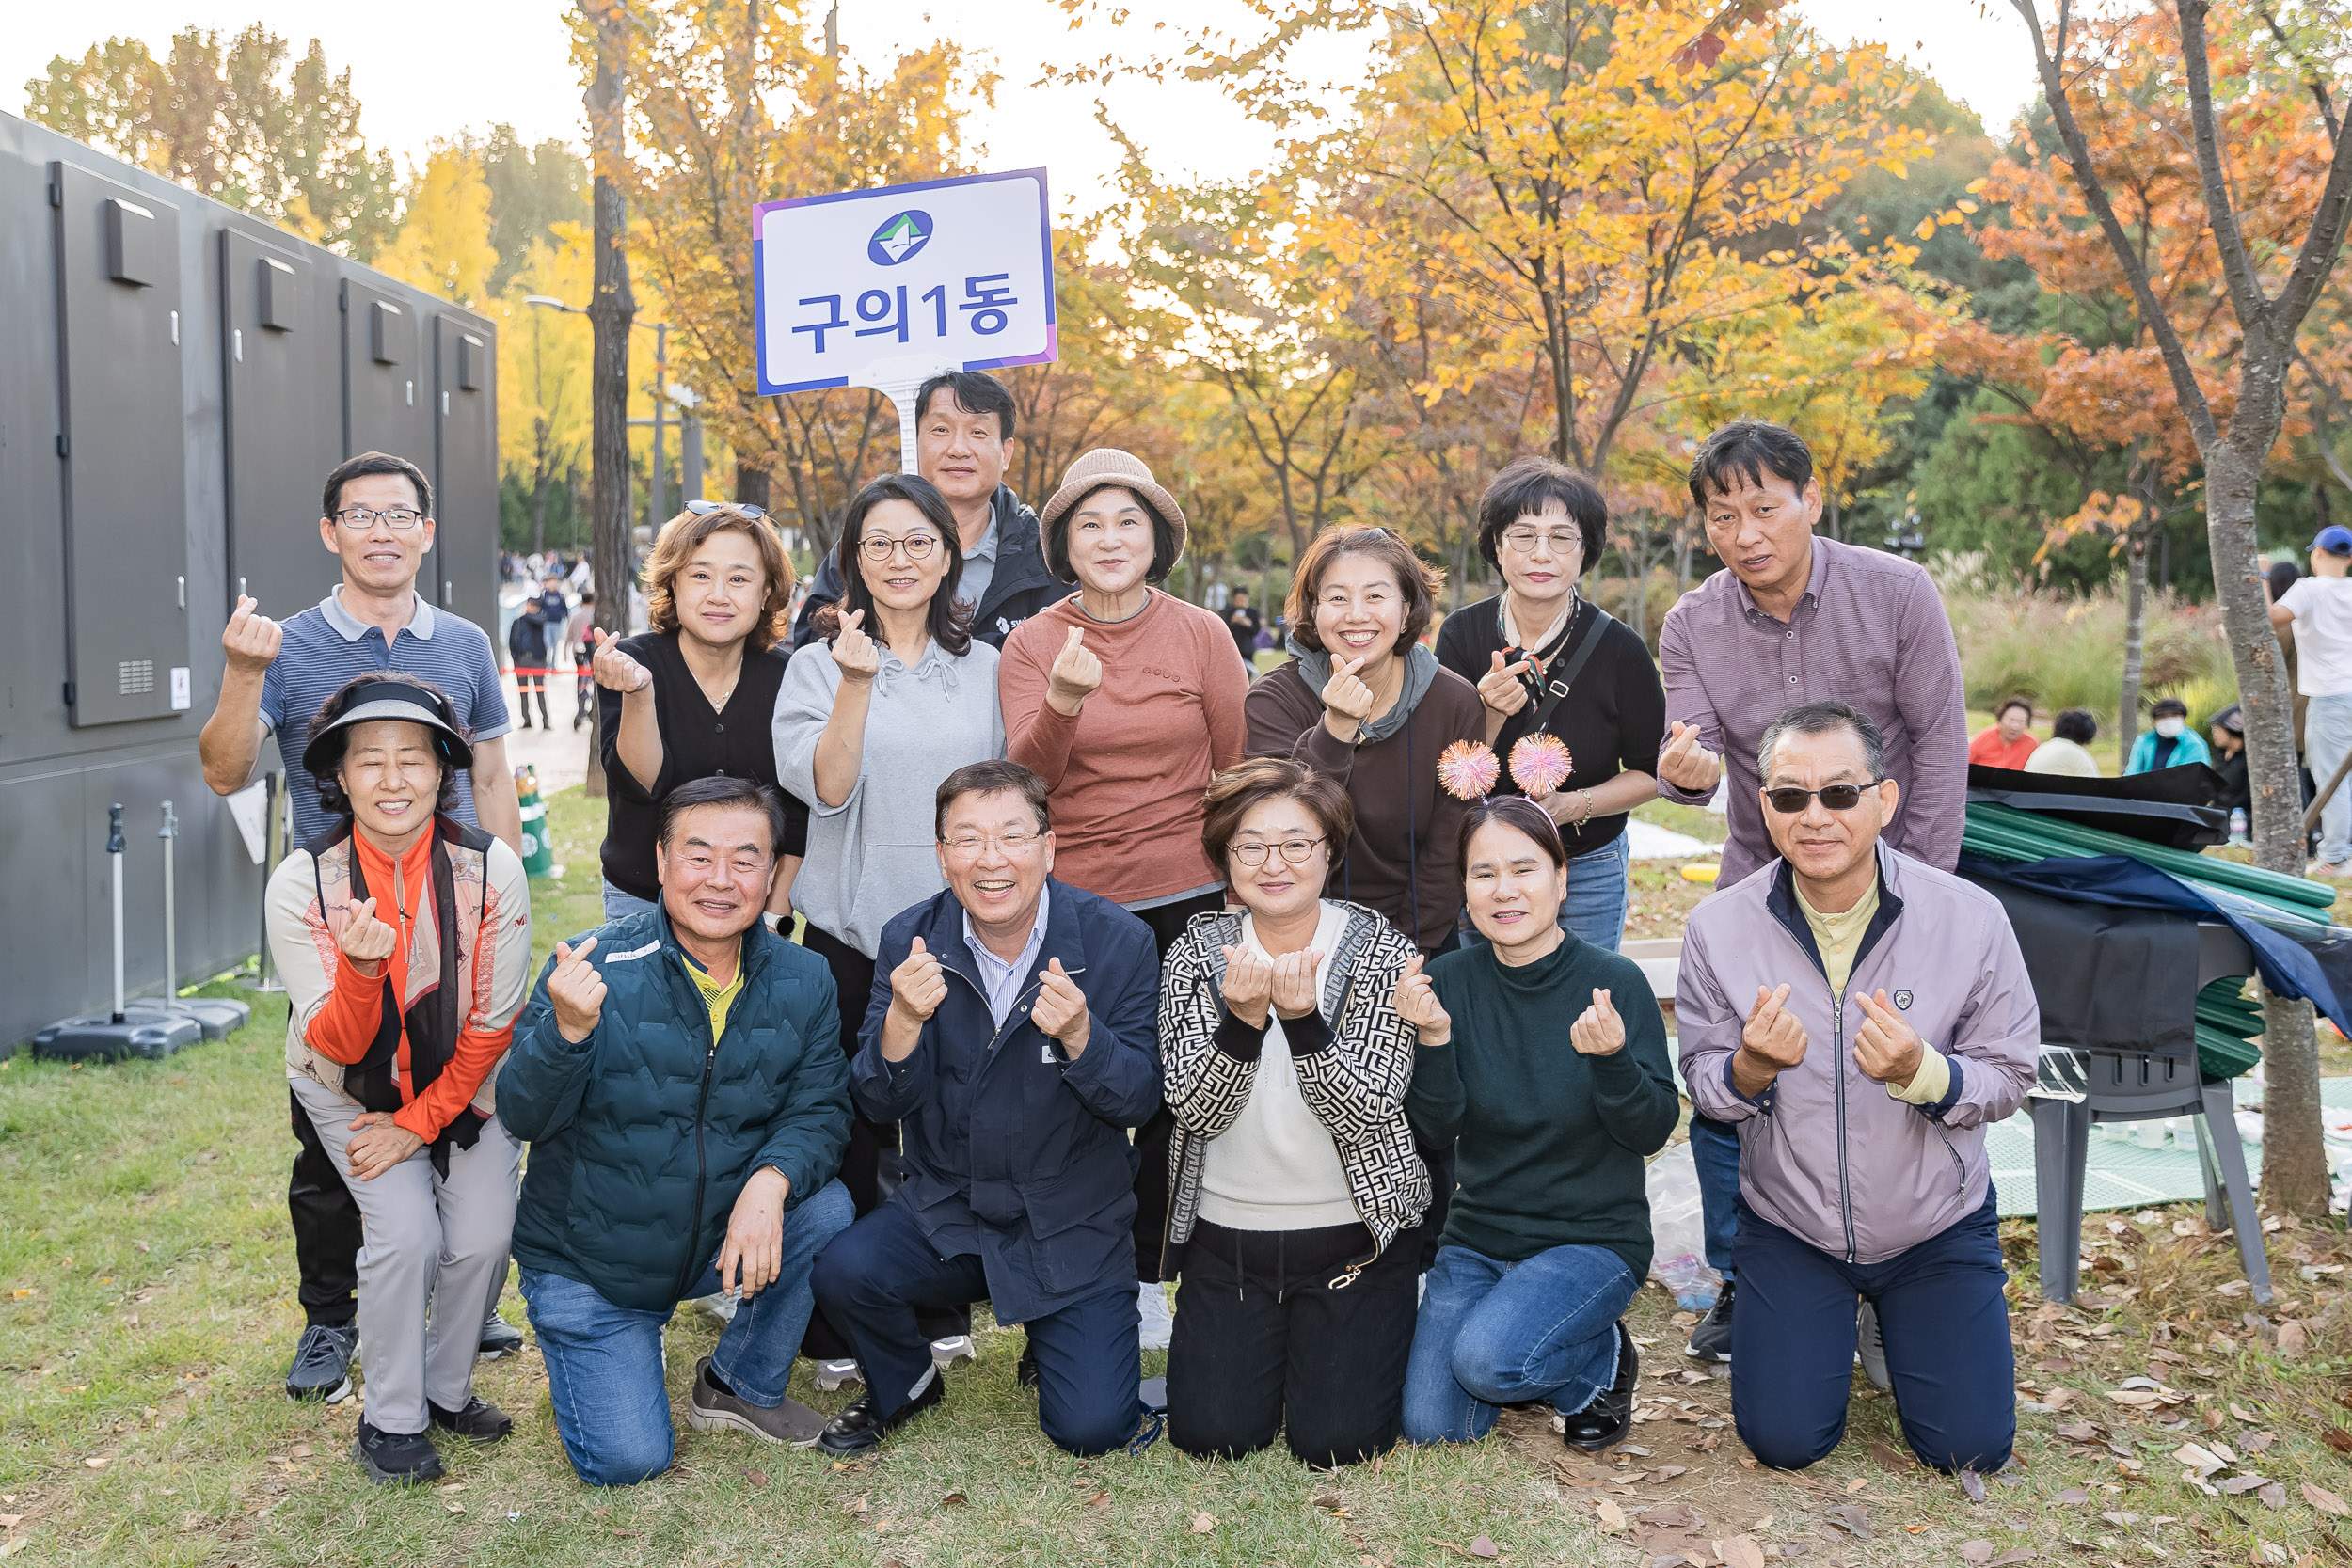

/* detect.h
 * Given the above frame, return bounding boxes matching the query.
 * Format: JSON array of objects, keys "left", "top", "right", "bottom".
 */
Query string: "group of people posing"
[{"left": 201, "top": 370, "right": 2037, "bottom": 1493}]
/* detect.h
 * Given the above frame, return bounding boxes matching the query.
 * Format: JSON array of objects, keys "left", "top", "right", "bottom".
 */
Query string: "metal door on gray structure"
[
  {"left": 49, "top": 161, "right": 195, "bottom": 728},
  {"left": 435, "top": 313, "right": 498, "bottom": 634},
  {"left": 221, "top": 226, "right": 342, "bottom": 620},
  {"left": 342, "top": 277, "right": 431, "bottom": 479}
]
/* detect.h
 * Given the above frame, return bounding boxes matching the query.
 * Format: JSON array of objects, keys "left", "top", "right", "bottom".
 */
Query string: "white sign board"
[{"left": 753, "top": 168, "right": 1057, "bottom": 402}]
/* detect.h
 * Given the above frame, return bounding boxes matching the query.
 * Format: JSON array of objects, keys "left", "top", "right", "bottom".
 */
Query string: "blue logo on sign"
[{"left": 867, "top": 210, "right": 933, "bottom": 266}]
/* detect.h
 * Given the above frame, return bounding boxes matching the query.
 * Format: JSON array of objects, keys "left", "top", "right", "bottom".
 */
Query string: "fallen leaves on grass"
[
  {"left": 1188, "top": 1512, "right": 1215, "bottom": 1533},
  {"left": 2305, "top": 1481, "right": 2349, "bottom": 1517},
  {"left": 1822, "top": 1505, "right": 1870, "bottom": 1539},
  {"left": 1714, "top": 1534, "right": 1765, "bottom": 1568},
  {"left": 1594, "top": 1498, "right": 1629, "bottom": 1531}
]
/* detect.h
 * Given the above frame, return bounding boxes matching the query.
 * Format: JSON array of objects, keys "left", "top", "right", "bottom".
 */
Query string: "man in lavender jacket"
[
  {"left": 1677, "top": 703, "right": 2035, "bottom": 1475},
  {"left": 1654, "top": 420, "right": 1970, "bottom": 1364}
]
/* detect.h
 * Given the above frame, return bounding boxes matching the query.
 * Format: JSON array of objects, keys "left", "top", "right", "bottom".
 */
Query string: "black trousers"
[
  {"left": 1127, "top": 890, "right": 1227, "bottom": 1281},
  {"left": 289, "top": 1085, "right": 361, "bottom": 1327},
  {"left": 1166, "top": 1218, "right": 1421, "bottom": 1468},
  {"left": 797, "top": 921, "right": 968, "bottom": 1356}
]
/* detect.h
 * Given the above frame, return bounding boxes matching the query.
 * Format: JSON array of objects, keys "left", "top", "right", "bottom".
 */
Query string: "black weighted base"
[
  {"left": 31, "top": 1012, "right": 201, "bottom": 1062},
  {"left": 124, "top": 997, "right": 251, "bottom": 1041}
]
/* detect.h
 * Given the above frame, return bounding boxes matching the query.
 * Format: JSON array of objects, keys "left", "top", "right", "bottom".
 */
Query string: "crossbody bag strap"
[{"left": 1521, "top": 601, "right": 1616, "bottom": 736}]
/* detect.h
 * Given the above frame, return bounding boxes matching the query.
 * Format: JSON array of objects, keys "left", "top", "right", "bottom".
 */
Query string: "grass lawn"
[{"left": 5, "top": 789, "right": 2351, "bottom": 1565}]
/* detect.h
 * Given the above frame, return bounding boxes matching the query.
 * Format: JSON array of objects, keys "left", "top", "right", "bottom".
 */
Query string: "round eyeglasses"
[{"left": 1229, "top": 836, "right": 1325, "bottom": 867}]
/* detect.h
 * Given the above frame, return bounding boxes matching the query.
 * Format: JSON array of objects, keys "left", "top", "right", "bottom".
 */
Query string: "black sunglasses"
[
  {"left": 1763, "top": 781, "right": 1884, "bottom": 815},
  {"left": 686, "top": 498, "right": 766, "bottom": 520}
]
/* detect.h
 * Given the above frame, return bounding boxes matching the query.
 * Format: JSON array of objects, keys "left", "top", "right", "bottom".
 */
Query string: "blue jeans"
[
  {"left": 601, "top": 880, "right": 660, "bottom": 924},
  {"left": 1559, "top": 832, "right": 1630, "bottom": 952},
  {"left": 1401, "top": 1243, "right": 1635, "bottom": 1445},
  {"left": 2309, "top": 693, "right": 2352, "bottom": 864},
  {"left": 1690, "top": 1112, "right": 1741, "bottom": 1282},
  {"left": 1730, "top": 1192, "right": 2013, "bottom": 1474},
  {"left": 520, "top": 1179, "right": 853, "bottom": 1486},
  {"left": 813, "top": 1199, "right": 1143, "bottom": 1456}
]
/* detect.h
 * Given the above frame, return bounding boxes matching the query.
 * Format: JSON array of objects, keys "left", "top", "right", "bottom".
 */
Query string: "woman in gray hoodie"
[{"left": 773, "top": 471, "right": 1005, "bottom": 1379}]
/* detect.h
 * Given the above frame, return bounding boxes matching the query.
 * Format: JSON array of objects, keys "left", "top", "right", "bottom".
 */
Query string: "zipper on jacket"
[
  {"left": 675, "top": 1006, "right": 723, "bottom": 1303},
  {"left": 1830, "top": 993, "right": 1856, "bottom": 1263},
  {"left": 1932, "top": 1120, "right": 1967, "bottom": 1197}
]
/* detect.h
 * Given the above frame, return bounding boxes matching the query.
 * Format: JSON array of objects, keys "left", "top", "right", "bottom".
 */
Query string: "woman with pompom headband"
[{"left": 1431, "top": 458, "right": 1666, "bottom": 953}]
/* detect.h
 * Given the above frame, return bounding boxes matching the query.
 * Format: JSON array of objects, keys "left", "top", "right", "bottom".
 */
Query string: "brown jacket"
[{"left": 1243, "top": 655, "right": 1485, "bottom": 952}]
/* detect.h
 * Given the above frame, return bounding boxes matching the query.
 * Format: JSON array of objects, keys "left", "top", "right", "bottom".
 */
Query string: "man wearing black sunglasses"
[{"left": 1673, "top": 701, "right": 2036, "bottom": 1483}]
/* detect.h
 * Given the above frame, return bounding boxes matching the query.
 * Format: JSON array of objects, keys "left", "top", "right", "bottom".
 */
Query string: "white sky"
[{"left": 3, "top": 1, "right": 2042, "bottom": 211}]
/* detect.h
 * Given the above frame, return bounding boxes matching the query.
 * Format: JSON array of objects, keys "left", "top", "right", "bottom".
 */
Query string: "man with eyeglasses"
[
  {"left": 809, "top": 760, "right": 1166, "bottom": 1459},
  {"left": 1674, "top": 701, "right": 2034, "bottom": 1481},
  {"left": 1650, "top": 420, "right": 1967, "bottom": 1369},
  {"left": 788, "top": 371, "right": 1066, "bottom": 652},
  {"left": 199, "top": 451, "right": 524, "bottom": 1406}
]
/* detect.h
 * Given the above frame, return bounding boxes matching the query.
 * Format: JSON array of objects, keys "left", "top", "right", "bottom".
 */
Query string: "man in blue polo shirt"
[{"left": 199, "top": 450, "right": 524, "bottom": 1406}]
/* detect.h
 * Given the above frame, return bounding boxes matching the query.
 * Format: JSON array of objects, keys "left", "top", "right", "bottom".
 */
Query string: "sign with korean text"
[{"left": 754, "top": 168, "right": 1057, "bottom": 397}]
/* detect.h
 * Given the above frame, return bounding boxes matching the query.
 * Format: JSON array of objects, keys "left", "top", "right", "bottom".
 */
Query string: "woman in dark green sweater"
[{"left": 1396, "top": 796, "right": 1677, "bottom": 1451}]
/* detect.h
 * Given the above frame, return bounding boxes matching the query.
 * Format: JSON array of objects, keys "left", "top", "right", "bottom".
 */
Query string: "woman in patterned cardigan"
[{"left": 1155, "top": 757, "right": 1431, "bottom": 1467}]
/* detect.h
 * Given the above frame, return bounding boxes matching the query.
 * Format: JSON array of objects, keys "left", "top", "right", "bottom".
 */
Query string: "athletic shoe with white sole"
[
  {"left": 285, "top": 1323, "right": 358, "bottom": 1403},
  {"left": 477, "top": 1313, "right": 524, "bottom": 1360},
  {"left": 929, "top": 1334, "right": 976, "bottom": 1370},
  {"left": 688, "top": 1357, "right": 829, "bottom": 1447},
  {"left": 1137, "top": 1281, "right": 1174, "bottom": 1352},
  {"left": 814, "top": 1357, "right": 865, "bottom": 1391}
]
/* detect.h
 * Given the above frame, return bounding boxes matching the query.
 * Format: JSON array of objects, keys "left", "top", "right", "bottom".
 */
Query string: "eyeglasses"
[
  {"left": 334, "top": 507, "right": 423, "bottom": 531},
  {"left": 687, "top": 499, "right": 766, "bottom": 520},
  {"left": 860, "top": 531, "right": 941, "bottom": 563},
  {"left": 941, "top": 830, "right": 1045, "bottom": 859},
  {"left": 1762, "top": 782, "right": 1884, "bottom": 815},
  {"left": 1499, "top": 527, "right": 1582, "bottom": 556},
  {"left": 1230, "top": 836, "right": 1325, "bottom": 867}
]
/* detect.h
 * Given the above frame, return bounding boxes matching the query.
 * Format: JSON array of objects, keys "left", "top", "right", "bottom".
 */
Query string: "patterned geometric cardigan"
[{"left": 1155, "top": 898, "right": 1433, "bottom": 1286}]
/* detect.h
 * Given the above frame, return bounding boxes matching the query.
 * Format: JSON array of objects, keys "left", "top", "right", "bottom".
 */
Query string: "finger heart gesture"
[
  {"left": 1851, "top": 988, "right": 1925, "bottom": 1086},
  {"left": 1321, "top": 656, "right": 1377, "bottom": 724},
  {"left": 1569, "top": 987, "right": 1625, "bottom": 1056},
  {"left": 1477, "top": 649, "right": 1533, "bottom": 717},
  {"left": 1218, "top": 944, "right": 1273, "bottom": 1029},
  {"left": 337, "top": 896, "right": 397, "bottom": 970},
  {"left": 1391, "top": 954, "right": 1452, "bottom": 1045},
  {"left": 1031, "top": 957, "right": 1090, "bottom": 1056},
  {"left": 831, "top": 608, "right": 880, "bottom": 683},
  {"left": 548, "top": 937, "right": 607, "bottom": 1043}
]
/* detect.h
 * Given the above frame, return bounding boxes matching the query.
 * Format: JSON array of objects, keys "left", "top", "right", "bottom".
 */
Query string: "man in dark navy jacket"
[{"left": 811, "top": 760, "right": 1164, "bottom": 1457}]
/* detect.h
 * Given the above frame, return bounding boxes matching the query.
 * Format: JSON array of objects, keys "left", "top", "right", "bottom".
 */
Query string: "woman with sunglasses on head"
[
  {"left": 998, "top": 451, "right": 1249, "bottom": 1330},
  {"left": 1244, "top": 526, "right": 1486, "bottom": 958},
  {"left": 1156, "top": 758, "right": 1429, "bottom": 1467},
  {"left": 773, "top": 472, "right": 1005, "bottom": 1378},
  {"left": 594, "top": 501, "right": 799, "bottom": 925},
  {"left": 1395, "top": 797, "right": 1677, "bottom": 1456},
  {"left": 1435, "top": 459, "right": 1664, "bottom": 953},
  {"left": 267, "top": 674, "right": 534, "bottom": 1485}
]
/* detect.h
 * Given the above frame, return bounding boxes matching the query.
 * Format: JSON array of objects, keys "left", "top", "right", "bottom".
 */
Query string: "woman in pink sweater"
[{"left": 999, "top": 448, "right": 1250, "bottom": 1325}]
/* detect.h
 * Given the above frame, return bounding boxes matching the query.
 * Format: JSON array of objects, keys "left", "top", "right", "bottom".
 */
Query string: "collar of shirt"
[
  {"left": 962, "top": 881, "right": 1051, "bottom": 1029},
  {"left": 1732, "top": 537, "right": 1830, "bottom": 626},
  {"left": 965, "top": 512, "right": 1000, "bottom": 567},
  {"left": 320, "top": 585, "right": 435, "bottom": 642},
  {"left": 1500, "top": 592, "right": 1576, "bottom": 654}
]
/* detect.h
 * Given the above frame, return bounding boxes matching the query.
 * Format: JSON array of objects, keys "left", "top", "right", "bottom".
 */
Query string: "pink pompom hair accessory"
[
  {"left": 1437, "top": 738, "right": 1501, "bottom": 801},
  {"left": 1508, "top": 732, "right": 1574, "bottom": 797}
]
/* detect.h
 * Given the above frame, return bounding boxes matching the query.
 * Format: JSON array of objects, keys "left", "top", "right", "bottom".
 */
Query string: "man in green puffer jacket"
[{"left": 500, "top": 777, "right": 854, "bottom": 1485}]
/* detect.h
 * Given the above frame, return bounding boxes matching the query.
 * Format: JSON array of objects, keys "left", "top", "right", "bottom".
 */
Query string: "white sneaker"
[
  {"left": 691, "top": 1291, "right": 739, "bottom": 1324},
  {"left": 814, "top": 1358, "right": 864, "bottom": 1391},
  {"left": 930, "top": 1334, "right": 976, "bottom": 1370},
  {"left": 1137, "top": 1281, "right": 1174, "bottom": 1352}
]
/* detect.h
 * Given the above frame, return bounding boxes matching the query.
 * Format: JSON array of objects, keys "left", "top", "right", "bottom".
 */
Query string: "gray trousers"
[{"left": 291, "top": 1074, "right": 520, "bottom": 1434}]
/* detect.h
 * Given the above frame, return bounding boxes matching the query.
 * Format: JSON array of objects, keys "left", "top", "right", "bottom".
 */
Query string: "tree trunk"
[
  {"left": 581, "top": 0, "right": 635, "bottom": 802},
  {"left": 2117, "top": 529, "right": 2148, "bottom": 759},
  {"left": 2206, "top": 445, "right": 2330, "bottom": 1213},
  {"left": 531, "top": 467, "right": 549, "bottom": 558}
]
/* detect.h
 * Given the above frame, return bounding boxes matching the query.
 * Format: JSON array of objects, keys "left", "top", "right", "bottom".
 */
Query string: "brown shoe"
[{"left": 687, "top": 1356, "right": 827, "bottom": 1448}]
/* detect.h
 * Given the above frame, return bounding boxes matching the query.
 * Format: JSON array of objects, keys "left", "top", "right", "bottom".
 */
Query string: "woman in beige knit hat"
[{"left": 996, "top": 447, "right": 1251, "bottom": 1345}]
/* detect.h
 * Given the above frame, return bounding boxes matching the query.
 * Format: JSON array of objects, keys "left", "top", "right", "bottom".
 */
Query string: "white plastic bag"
[{"left": 1645, "top": 1139, "right": 1722, "bottom": 1310}]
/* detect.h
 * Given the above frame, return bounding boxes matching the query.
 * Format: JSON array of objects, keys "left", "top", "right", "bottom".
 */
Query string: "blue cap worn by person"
[{"left": 2314, "top": 525, "right": 2352, "bottom": 556}]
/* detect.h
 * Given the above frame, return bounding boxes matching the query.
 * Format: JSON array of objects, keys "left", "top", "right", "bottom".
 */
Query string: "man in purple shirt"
[{"left": 1653, "top": 420, "right": 1968, "bottom": 1367}]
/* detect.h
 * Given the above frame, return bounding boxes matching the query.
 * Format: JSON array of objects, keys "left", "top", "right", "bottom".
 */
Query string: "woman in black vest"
[
  {"left": 1434, "top": 459, "right": 1664, "bottom": 954},
  {"left": 593, "top": 501, "right": 798, "bottom": 925}
]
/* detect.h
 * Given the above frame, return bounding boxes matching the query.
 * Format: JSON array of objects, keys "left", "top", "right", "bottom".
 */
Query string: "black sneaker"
[
  {"left": 688, "top": 1357, "right": 828, "bottom": 1447},
  {"left": 815, "top": 1370, "right": 946, "bottom": 1456},
  {"left": 1560, "top": 1322, "right": 1639, "bottom": 1453},
  {"left": 1685, "top": 1277, "right": 1734, "bottom": 1363},
  {"left": 1015, "top": 1344, "right": 1040, "bottom": 1389},
  {"left": 354, "top": 1419, "right": 445, "bottom": 1485},
  {"left": 478, "top": 1312, "right": 525, "bottom": 1360},
  {"left": 429, "top": 1396, "right": 514, "bottom": 1444},
  {"left": 285, "top": 1323, "right": 358, "bottom": 1403}
]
